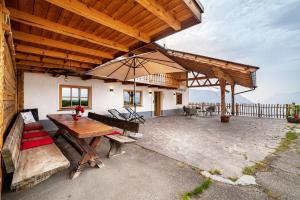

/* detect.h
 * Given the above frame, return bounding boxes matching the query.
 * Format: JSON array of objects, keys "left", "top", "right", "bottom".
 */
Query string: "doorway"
[{"left": 154, "top": 91, "right": 161, "bottom": 117}]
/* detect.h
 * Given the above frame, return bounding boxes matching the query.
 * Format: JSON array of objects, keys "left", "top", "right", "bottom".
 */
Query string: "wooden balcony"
[{"left": 133, "top": 73, "right": 187, "bottom": 89}]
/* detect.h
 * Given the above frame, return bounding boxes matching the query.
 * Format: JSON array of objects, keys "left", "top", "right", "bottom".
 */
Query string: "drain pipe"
[{"left": 234, "top": 88, "right": 256, "bottom": 95}]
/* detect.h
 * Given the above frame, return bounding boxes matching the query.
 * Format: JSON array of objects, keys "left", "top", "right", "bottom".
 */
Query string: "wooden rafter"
[
  {"left": 15, "top": 44, "right": 101, "bottom": 64},
  {"left": 182, "top": 0, "right": 203, "bottom": 21},
  {"left": 135, "top": 0, "right": 181, "bottom": 30},
  {"left": 13, "top": 31, "right": 113, "bottom": 59},
  {"left": 186, "top": 71, "right": 230, "bottom": 88},
  {"left": 212, "top": 67, "right": 234, "bottom": 85},
  {"left": 45, "top": 0, "right": 150, "bottom": 43},
  {"left": 15, "top": 53, "right": 91, "bottom": 69},
  {"left": 16, "top": 60, "right": 87, "bottom": 72},
  {"left": 8, "top": 8, "right": 128, "bottom": 52},
  {"left": 167, "top": 50, "right": 257, "bottom": 73},
  {"left": 16, "top": 65, "right": 47, "bottom": 73}
]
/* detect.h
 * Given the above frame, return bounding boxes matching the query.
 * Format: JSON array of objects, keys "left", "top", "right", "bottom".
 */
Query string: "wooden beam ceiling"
[
  {"left": 15, "top": 53, "right": 91, "bottom": 69},
  {"left": 15, "top": 44, "right": 101, "bottom": 64},
  {"left": 45, "top": 0, "right": 150, "bottom": 43},
  {"left": 13, "top": 31, "right": 113, "bottom": 59},
  {"left": 135, "top": 0, "right": 181, "bottom": 30},
  {"left": 16, "top": 60, "right": 87, "bottom": 72},
  {"left": 8, "top": 8, "right": 128, "bottom": 52}
]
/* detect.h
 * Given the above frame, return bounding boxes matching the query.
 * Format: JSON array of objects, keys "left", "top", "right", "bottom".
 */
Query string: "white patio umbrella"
[{"left": 87, "top": 50, "right": 186, "bottom": 117}]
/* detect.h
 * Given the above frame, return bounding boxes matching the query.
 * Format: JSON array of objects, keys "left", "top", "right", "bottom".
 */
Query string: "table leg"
[{"left": 70, "top": 136, "right": 104, "bottom": 179}]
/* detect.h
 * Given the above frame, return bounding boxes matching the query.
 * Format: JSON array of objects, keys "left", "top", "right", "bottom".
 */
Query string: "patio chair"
[
  {"left": 185, "top": 107, "right": 197, "bottom": 118},
  {"left": 205, "top": 106, "right": 216, "bottom": 117},
  {"left": 124, "top": 106, "right": 145, "bottom": 124},
  {"left": 108, "top": 109, "right": 135, "bottom": 122}
]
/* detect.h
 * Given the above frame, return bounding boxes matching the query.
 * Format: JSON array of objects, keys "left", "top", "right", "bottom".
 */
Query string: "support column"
[
  {"left": 231, "top": 84, "right": 235, "bottom": 115},
  {"left": 220, "top": 78, "right": 226, "bottom": 116}
]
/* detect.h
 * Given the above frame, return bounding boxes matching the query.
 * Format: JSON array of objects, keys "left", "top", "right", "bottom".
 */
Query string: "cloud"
[{"left": 158, "top": 0, "right": 300, "bottom": 102}]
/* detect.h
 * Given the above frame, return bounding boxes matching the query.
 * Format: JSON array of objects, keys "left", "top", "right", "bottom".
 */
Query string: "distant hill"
[
  {"left": 264, "top": 91, "right": 300, "bottom": 104},
  {"left": 189, "top": 89, "right": 253, "bottom": 104}
]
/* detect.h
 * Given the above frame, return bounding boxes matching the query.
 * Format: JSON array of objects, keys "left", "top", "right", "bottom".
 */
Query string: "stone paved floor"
[
  {"left": 3, "top": 118, "right": 299, "bottom": 200},
  {"left": 138, "top": 116, "right": 287, "bottom": 177},
  {"left": 3, "top": 137, "right": 204, "bottom": 200}
]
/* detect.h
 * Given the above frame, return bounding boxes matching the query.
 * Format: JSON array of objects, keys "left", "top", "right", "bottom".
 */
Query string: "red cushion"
[
  {"left": 23, "top": 131, "right": 49, "bottom": 139},
  {"left": 24, "top": 122, "right": 43, "bottom": 131},
  {"left": 108, "top": 131, "right": 122, "bottom": 135},
  {"left": 21, "top": 137, "right": 54, "bottom": 150}
]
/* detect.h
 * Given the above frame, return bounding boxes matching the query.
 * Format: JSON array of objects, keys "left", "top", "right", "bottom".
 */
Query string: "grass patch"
[
  {"left": 276, "top": 131, "right": 298, "bottom": 152},
  {"left": 242, "top": 166, "right": 255, "bottom": 175},
  {"left": 228, "top": 176, "right": 238, "bottom": 182},
  {"left": 242, "top": 161, "right": 267, "bottom": 175},
  {"left": 208, "top": 169, "right": 221, "bottom": 175},
  {"left": 286, "top": 131, "right": 298, "bottom": 141},
  {"left": 181, "top": 179, "right": 212, "bottom": 200}
]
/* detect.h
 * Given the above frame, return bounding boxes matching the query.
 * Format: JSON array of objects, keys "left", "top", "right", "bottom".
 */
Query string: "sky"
[{"left": 157, "top": 0, "right": 300, "bottom": 102}]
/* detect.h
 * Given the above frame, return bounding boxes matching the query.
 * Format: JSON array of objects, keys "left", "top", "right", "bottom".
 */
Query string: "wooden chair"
[{"left": 2, "top": 114, "right": 70, "bottom": 191}]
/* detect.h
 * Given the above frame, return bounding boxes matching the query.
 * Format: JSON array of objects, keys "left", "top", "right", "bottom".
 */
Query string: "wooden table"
[{"left": 47, "top": 114, "right": 113, "bottom": 179}]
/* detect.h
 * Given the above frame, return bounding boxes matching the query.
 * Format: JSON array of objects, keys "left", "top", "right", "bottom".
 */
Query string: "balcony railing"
[{"left": 133, "top": 73, "right": 186, "bottom": 88}]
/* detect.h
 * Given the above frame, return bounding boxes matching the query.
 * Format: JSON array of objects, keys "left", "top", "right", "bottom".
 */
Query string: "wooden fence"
[{"left": 188, "top": 102, "right": 292, "bottom": 119}]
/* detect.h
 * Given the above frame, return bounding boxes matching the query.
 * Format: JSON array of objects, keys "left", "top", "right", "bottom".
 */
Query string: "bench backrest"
[
  {"left": 88, "top": 112, "right": 139, "bottom": 133},
  {"left": 2, "top": 114, "right": 24, "bottom": 173}
]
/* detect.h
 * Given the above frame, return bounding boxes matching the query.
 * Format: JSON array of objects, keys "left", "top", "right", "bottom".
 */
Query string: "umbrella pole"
[{"left": 133, "top": 58, "right": 136, "bottom": 121}]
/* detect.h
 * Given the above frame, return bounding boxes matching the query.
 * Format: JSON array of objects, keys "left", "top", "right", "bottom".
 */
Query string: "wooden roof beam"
[
  {"left": 212, "top": 67, "right": 234, "bottom": 85},
  {"left": 8, "top": 8, "right": 128, "bottom": 52},
  {"left": 135, "top": 0, "right": 181, "bottom": 30},
  {"left": 16, "top": 65, "right": 47, "bottom": 72},
  {"left": 182, "top": 0, "right": 203, "bottom": 21},
  {"left": 16, "top": 60, "right": 86, "bottom": 73},
  {"left": 15, "top": 53, "right": 92, "bottom": 69},
  {"left": 45, "top": 0, "right": 150, "bottom": 43},
  {"left": 15, "top": 44, "right": 101, "bottom": 64},
  {"left": 13, "top": 31, "right": 113, "bottom": 59}
]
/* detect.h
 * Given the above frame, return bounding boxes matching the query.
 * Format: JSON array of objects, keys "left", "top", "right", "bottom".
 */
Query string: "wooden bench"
[
  {"left": 88, "top": 112, "right": 138, "bottom": 158},
  {"left": 2, "top": 114, "right": 70, "bottom": 191}
]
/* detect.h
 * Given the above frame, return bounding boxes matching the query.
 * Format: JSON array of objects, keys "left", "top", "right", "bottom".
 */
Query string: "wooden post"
[
  {"left": 220, "top": 78, "right": 226, "bottom": 116},
  {"left": 231, "top": 84, "right": 235, "bottom": 115}
]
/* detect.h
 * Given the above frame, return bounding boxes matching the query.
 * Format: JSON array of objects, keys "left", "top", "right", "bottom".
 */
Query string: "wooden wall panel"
[{"left": 1, "top": 37, "right": 17, "bottom": 148}]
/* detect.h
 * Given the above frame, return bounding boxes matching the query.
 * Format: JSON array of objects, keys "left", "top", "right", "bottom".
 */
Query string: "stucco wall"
[{"left": 24, "top": 73, "right": 188, "bottom": 120}]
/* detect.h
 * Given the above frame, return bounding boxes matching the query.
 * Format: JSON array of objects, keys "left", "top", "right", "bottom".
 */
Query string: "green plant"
[
  {"left": 181, "top": 179, "right": 212, "bottom": 200},
  {"left": 208, "top": 169, "right": 221, "bottom": 175},
  {"left": 242, "top": 161, "right": 267, "bottom": 175},
  {"left": 228, "top": 176, "right": 238, "bottom": 182},
  {"left": 286, "top": 131, "right": 298, "bottom": 141},
  {"left": 242, "top": 166, "right": 255, "bottom": 175}
]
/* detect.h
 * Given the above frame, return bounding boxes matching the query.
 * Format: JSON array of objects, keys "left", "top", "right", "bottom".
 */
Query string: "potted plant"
[
  {"left": 287, "top": 103, "right": 299, "bottom": 123},
  {"left": 72, "top": 105, "right": 85, "bottom": 121},
  {"left": 221, "top": 115, "right": 230, "bottom": 123}
]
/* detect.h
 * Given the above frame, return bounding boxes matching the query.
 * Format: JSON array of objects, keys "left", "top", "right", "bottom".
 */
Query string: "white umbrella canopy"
[
  {"left": 86, "top": 51, "right": 186, "bottom": 81},
  {"left": 86, "top": 50, "right": 186, "bottom": 118}
]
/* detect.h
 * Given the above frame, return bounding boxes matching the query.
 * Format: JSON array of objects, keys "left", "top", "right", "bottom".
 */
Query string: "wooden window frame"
[
  {"left": 123, "top": 90, "right": 143, "bottom": 107},
  {"left": 176, "top": 92, "right": 183, "bottom": 105},
  {"left": 59, "top": 84, "right": 92, "bottom": 110}
]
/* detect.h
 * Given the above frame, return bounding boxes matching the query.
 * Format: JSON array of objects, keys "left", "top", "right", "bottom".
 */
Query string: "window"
[
  {"left": 59, "top": 85, "right": 91, "bottom": 109},
  {"left": 176, "top": 93, "right": 182, "bottom": 105},
  {"left": 123, "top": 90, "right": 142, "bottom": 106}
]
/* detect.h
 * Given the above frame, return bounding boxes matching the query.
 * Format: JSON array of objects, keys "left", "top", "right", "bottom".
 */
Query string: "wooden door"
[{"left": 154, "top": 91, "right": 161, "bottom": 116}]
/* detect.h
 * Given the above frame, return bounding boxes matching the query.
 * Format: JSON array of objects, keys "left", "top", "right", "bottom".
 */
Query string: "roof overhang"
[{"left": 133, "top": 43, "right": 259, "bottom": 89}]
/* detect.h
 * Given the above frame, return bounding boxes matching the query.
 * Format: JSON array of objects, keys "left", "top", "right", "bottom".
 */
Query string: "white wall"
[{"left": 24, "top": 73, "right": 188, "bottom": 120}]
